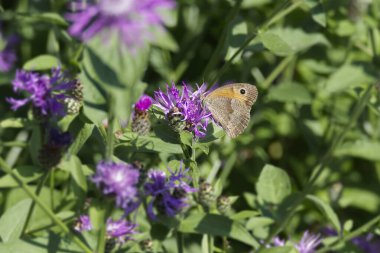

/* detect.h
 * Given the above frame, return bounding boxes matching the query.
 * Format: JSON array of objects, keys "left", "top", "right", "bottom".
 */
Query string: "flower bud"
[
  {"left": 217, "top": 195, "right": 231, "bottom": 215},
  {"left": 198, "top": 182, "right": 215, "bottom": 209}
]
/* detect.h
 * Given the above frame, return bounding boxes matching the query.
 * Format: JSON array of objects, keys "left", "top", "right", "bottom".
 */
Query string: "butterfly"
[{"left": 203, "top": 83, "right": 258, "bottom": 138}]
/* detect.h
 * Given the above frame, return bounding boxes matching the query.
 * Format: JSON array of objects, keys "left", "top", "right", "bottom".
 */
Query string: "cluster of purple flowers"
[
  {"left": 92, "top": 161, "right": 140, "bottom": 210},
  {"left": 267, "top": 231, "right": 321, "bottom": 253},
  {"left": 154, "top": 83, "right": 212, "bottom": 138},
  {"left": 7, "top": 68, "right": 78, "bottom": 117},
  {"left": 144, "top": 164, "right": 197, "bottom": 219},
  {"left": 74, "top": 215, "right": 137, "bottom": 243},
  {"left": 0, "top": 34, "right": 18, "bottom": 72},
  {"left": 65, "top": 0, "right": 175, "bottom": 48}
]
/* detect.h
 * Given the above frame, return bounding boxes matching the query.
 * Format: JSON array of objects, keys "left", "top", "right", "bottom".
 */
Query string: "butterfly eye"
[{"left": 240, "top": 89, "right": 246, "bottom": 95}]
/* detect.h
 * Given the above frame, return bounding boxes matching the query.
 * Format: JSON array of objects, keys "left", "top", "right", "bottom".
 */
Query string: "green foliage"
[{"left": 1, "top": 0, "right": 380, "bottom": 252}]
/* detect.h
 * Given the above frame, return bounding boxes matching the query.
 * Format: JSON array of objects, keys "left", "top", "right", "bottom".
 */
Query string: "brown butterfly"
[{"left": 203, "top": 83, "right": 258, "bottom": 138}]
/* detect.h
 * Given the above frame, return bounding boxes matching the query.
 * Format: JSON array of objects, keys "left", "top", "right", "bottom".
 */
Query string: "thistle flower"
[
  {"left": 144, "top": 164, "right": 196, "bottom": 219},
  {"left": 74, "top": 215, "right": 93, "bottom": 232},
  {"left": 132, "top": 95, "right": 153, "bottom": 135},
  {"left": 153, "top": 83, "right": 212, "bottom": 138},
  {"left": 38, "top": 128, "right": 72, "bottom": 169},
  {"left": 295, "top": 231, "right": 321, "bottom": 253},
  {"left": 106, "top": 218, "right": 137, "bottom": 243},
  {"left": 0, "top": 34, "right": 18, "bottom": 72},
  {"left": 65, "top": 0, "right": 175, "bottom": 48},
  {"left": 7, "top": 68, "right": 78, "bottom": 117},
  {"left": 265, "top": 231, "right": 321, "bottom": 252},
  {"left": 92, "top": 161, "right": 140, "bottom": 210}
]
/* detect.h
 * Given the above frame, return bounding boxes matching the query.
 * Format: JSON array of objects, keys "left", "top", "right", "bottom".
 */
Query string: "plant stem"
[
  {"left": 176, "top": 230, "right": 184, "bottom": 253},
  {"left": 208, "top": 0, "right": 302, "bottom": 87},
  {"left": 256, "top": 84, "right": 374, "bottom": 252},
  {"left": 203, "top": 0, "right": 243, "bottom": 81},
  {"left": 208, "top": 234, "right": 214, "bottom": 253},
  {"left": 22, "top": 171, "right": 49, "bottom": 234},
  {"left": 50, "top": 168, "right": 55, "bottom": 209},
  {"left": 261, "top": 55, "right": 294, "bottom": 90},
  {"left": 0, "top": 157, "right": 92, "bottom": 253},
  {"left": 105, "top": 95, "right": 116, "bottom": 161}
]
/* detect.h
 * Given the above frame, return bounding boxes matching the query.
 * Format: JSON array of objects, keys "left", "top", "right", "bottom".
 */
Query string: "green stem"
[
  {"left": 176, "top": 230, "right": 184, "bottom": 253},
  {"left": 208, "top": 0, "right": 302, "bottom": 86},
  {"left": 203, "top": 0, "right": 243, "bottom": 81},
  {"left": 317, "top": 215, "right": 380, "bottom": 253},
  {"left": 256, "top": 84, "right": 374, "bottom": 252},
  {"left": 208, "top": 234, "right": 214, "bottom": 253},
  {"left": 105, "top": 95, "right": 116, "bottom": 161},
  {"left": 0, "top": 157, "right": 92, "bottom": 253},
  {"left": 50, "top": 169, "right": 55, "bottom": 209},
  {"left": 261, "top": 55, "right": 294, "bottom": 90},
  {"left": 22, "top": 171, "right": 49, "bottom": 234}
]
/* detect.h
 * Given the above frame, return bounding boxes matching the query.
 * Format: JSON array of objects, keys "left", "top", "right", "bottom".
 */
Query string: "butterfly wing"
[{"left": 204, "top": 83, "right": 258, "bottom": 138}]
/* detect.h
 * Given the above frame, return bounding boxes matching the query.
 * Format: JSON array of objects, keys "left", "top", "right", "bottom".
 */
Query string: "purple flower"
[
  {"left": 154, "top": 83, "right": 212, "bottom": 138},
  {"left": 74, "top": 215, "right": 93, "bottom": 232},
  {"left": 144, "top": 163, "right": 196, "bottom": 219},
  {"left": 47, "top": 128, "right": 72, "bottom": 147},
  {"left": 0, "top": 34, "right": 18, "bottom": 72},
  {"left": 92, "top": 161, "right": 140, "bottom": 210},
  {"left": 106, "top": 218, "right": 137, "bottom": 243},
  {"left": 7, "top": 68, "right": 77, "bottom": 117},
  {"left": 295, "top": 231, "right": 321, "bottom": 253},
  {"left": 65, "top": 0, "right": 175, "bottom": 48},
  {"left": 352, "top": 234, "right": 380, "bottom": 253},
  {"left": 135, "top": 95, "right": 153, "bottom": 112}
]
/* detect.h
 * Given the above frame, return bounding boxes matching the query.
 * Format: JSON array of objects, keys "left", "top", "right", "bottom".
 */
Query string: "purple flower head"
[
  {"left": 135, "top": 94, "right": 153, "bottom": 112},
  {"left": 7, "top": 68, "right": 77, "bottom": 117},
  {"left": 154, "top": 82, "right": 212, "bottom": 138},
  {"left": 106, "top": 218, "right": 137, "bottom": 243},
  {"left": 0, "top": 34, "right": 19, "bottom": 72},
  {"left": 144, "top": 163, "right": 196, "bottom": 220},
  {"left": 351, "top": 234, "right": 380, "bottom": 253},
  {"left": 74, "top": 215, "right": 93, "bottom": 232},
  {"left": 92, "top": 161, "right": 140, "bottom": 210},
  {"left": 295, "top": 231, "right": 321, "bottom": 253},
  {"left": 65, "top": 0, "right": 175, "bottom": 48},
  {"left": 47, "top": 128, "right": 72, "bottom": 148}
]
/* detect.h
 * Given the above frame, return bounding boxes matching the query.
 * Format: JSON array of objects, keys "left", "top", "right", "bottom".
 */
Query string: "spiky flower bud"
[
  {"left": 140, "top": 239, "right": 153, "bottom": 252},
  {"left": 198, "top": 182, "right": 215, "bottom": 209},
  {"left": 105, "top": 238, "right": 116, "bottom": 253},
  {"left": 132, "top": 95, "right": 153, "bottom": 135},
  {"left": 70, "top": 80, "right": 83, "bottom": 101},
  {"left": 64, "top": 97, "right": 82, "bottom": 115},
  {"left": 217, "top": 195, "right": 231, "bottom": 215},
  {"left": 167, "top": 107, "right": 187, "bottom": 132},
  {"left": 38, "top": 128, "right": 71, "bottom": 169}
]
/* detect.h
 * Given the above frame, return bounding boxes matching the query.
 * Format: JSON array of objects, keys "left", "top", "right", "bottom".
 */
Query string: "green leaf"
[
  {"left": 59, "top": 156, "right": 87, "bottom": 197},
  {"left": 246, "top": 217, "right": 275, "bottom": 238},
  {"left": 304, "top": 0, "right": 326, "bottom": 27},
  {"left": 260, "top": 247, "right": 298, "bottom": 253},
  {"left": 306, "top": 195, "right": 341, "bottom": 232},
  {"left": 116, "top": 132, "right": 183, "bottom": 154},
  {"left": 259, "top": 32, "right": 293, "bottom": 56},
  {"left": 0, "top": 118, "right": 28, "bottom": 128},
  {"left": 151, "top": 28, "right": 179, "bottom": 51},
  {"left": 322, "top": 64, "right": 374, "bottom": 96},
  {"left": 225, "top": 17, "right": 249, "bottom": 62},
  {"left": 256, "top": 164, "right": 292, "bottom": 204},
  {"left": 178, "top": 213, "right": 260, "bottom": 248},
  {"left": 267, "top": 83, "right": 312, "bottom": 104},
  {"left": 0, "top": 166, "right": 42, "bottom": 188},
  {"left": 230, "top": 210, "right": 259, "bottom": 220},
  {"left": 260, "top": 28, "right": 329, "bottom": 56},
  {"left": 29, "top": 12, "right": 68, "bottom": 26},
  {"left": 338, "top": 188, "right": 380, "bottom": 213},
  {"left": 0, "top": 199, "right": 32, "bottom": 242},
  {"left": 82, "top": 35, "right": 149, "bottom": 120},
  {"left": 67, "top": 115, "right": 95, "bottom": 155},
  {"left": 23, "top": 55, "right": 60, "bottom": 70},
  {"left": 334, "top": 141, "right": 380, "bottom": 161}
]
